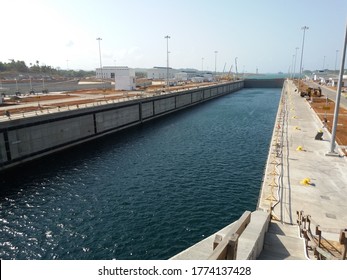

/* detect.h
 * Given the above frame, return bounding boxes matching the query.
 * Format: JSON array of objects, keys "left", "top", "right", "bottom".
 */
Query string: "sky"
[{"left": 1, "top": 0, "right": 346, "bottom": 73}]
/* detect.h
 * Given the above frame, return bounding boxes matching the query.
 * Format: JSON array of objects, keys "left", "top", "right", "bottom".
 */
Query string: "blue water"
[{"left": 0, "top": 88, "right": 281, "bottom": 260}]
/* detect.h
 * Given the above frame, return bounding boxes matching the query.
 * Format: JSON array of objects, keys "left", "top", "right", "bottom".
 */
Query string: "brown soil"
[
  {"left": 307, "top": 96, "right": 347, "bottom": 154},
  {"left": 19, "top": 94, "right": 74, "bottom": 103}
]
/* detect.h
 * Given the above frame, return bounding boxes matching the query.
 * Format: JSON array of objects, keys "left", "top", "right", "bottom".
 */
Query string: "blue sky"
[{"left": 1, "top": 0, "right": 346, "bottom": 73}]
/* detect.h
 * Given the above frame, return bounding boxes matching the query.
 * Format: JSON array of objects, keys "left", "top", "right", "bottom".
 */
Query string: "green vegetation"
[{"left": 0, "top": 60, "right": 95, "bottom": 79}]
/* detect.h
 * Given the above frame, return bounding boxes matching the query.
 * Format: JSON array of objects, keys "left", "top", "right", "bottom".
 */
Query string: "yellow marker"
[
  {"left": 300, "top": 178, "right": 311, "bottom": 186},
  {"left": 296, "top": 146, "right": 303, "bottom": 151},
  {"left": 295, "top": 126, "right": 301, "bottom": 130}
]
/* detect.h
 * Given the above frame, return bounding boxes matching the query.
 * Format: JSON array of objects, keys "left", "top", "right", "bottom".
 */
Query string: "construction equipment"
[{"left": 300, "top": 86, "right": 322, "bottom": 97}]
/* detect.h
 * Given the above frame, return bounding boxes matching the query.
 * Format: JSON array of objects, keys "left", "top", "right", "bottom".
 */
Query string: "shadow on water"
[{"left": 0, "top": 94, "right": 223, "bottom": 196}]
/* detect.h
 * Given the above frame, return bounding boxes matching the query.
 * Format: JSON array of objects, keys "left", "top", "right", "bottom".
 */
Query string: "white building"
[
  {"left": 174, "top": 72, "right": 188, "bottom": 81},
  {"left": 95, "top": 66, "right": 135, "bottom": 90},
  {"left": 96, "top": 66, "right": 120, "bottom": 79},
  {"left": 147, "top": 67, "right": 176, "bottom": 80},
  {"left": 114, "top": 67, "right": 136, "bottom": 90}
]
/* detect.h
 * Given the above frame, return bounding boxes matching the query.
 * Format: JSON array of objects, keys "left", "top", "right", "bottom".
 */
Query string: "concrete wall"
[
  {"left": 244, "top": 78, "right": 284, "bottom": 88},
  {"left": 0, "top": 81, "right": 244, "bottom": 172},
  {"left": 170, "top": 210, "right": 270, "bottom": 260}
]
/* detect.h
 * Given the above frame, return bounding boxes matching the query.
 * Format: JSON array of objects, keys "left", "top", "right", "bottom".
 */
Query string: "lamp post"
[
  {"left": 293, "top": 47, "right": 299, "bottom": 79},
  {"left": 298, "top": 26, "right": 309, "bottom": 92},
  {"left": 328, "top": 23, "right": 347, "bottom": 155},
  {"left": 201, "top": 57, "right": 204, "bottom": 72},
  {"left": 165, "top": 35, "right": 170, "bottom": 89},
  {"left": 335, "top": 50, "right": 339, "bottom": 72},
  {"left": 322, "top": 55, "right": 326, "bottom": 70},
  {"left": 214, "top": 51, "right": 218, "bottom": 77},
  {"left": 96, "top": 37, "right": 103, "bottom": 83},
  {"left": 235, "top": 57, "right": 238, "bottom": 77}
]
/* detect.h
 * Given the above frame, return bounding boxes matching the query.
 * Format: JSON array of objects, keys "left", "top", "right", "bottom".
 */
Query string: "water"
[{"left": 0, "top": 88, "right": 281, "bottom": 260}]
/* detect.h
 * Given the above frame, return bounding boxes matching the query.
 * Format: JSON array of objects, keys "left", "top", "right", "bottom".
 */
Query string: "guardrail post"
[
  {"left": 307, "top": 215, "right": 311, "bottom": 230},
  {"left": 226, "top": 233, "right": 239, "bottom": 260},
  {"left": 339, "top": 230, "right": 347, "bottom": 260},
  {"left": 315, "top": 226, "right": 322, "bottom": 248},
  {"left": 213, "top": 234, "right": 222, "bottom": 250}
]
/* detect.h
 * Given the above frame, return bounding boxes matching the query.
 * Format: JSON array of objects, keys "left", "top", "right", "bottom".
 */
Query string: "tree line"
[{"left": 0, "top": 60, "right": 95, "bottom": 78}]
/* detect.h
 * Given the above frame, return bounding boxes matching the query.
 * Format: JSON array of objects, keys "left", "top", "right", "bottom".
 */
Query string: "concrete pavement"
[{"left": 259, "top": 79, "right": 347, "bottom": 235}]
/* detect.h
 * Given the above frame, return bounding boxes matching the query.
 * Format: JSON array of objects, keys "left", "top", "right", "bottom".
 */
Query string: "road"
[{"left": 305, "top": 80, "right": 347, "bottom": 109}]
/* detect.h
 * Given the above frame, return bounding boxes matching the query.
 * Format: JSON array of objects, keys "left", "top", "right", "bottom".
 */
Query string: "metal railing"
[
  {"left": 297, "top": 210, "right": 347, "bottom": 260},
  {"left": 208, "top": 211, "right": 251, "bottom": 260}
]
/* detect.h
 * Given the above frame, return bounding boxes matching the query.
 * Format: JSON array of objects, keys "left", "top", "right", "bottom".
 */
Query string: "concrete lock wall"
[
  {"left": 244, "top": 78, "right": 284, "bottom": 88},
  {"left": 0, "top": 81, "right": 244, "bottom": 172}
]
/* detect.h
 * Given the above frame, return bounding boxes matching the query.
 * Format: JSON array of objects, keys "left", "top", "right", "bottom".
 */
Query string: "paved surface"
[
  {"left": 257, "top": 220, "right": 307, "bottom": 259},
  {"left": 306, "top": 80, "right": 347, "bottom": 109},
  {"left": 259, "top": 79, "right": 347, "bottom": 238}
]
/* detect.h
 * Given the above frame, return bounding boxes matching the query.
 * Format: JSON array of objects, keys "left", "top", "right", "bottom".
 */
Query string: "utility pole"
[
  {"left": 298, "top": 26, "right": 309, "bottom": 92},
  {"left": 165, "top": 35, "right": 170, "bottom": 89},
  {"left": 214, "top": 51, "right": 218, "bottom": 78},
  {"left": 335, "top": 50, "right": 339, "bottom": 72},
  {"left": 235, "top": 57, "right": 238, "bottom": 77},
  {"left": 327, "top": 22, "right": 347, "bottom": 156},
  {"left": 96, "top": 37, "right": 103, "bottom": 83},
  {"left": 293, "top": 47, "right": 299, "bottom": 79}
]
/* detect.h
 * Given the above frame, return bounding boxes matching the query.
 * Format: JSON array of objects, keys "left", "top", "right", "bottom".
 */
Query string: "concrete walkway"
[
  {"left": 258, "top": 80, "right": 347, "bottom": 257},
  {"left": 257, "top": 220, "right": 307, "bottom": 259}
]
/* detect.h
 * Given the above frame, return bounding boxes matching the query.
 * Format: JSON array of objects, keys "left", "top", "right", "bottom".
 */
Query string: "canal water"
[{"left": 0, "top": 88, "right": 281, "bottom": 260}]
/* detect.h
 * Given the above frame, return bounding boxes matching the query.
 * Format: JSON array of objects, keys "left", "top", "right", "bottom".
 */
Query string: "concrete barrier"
[
  {"left": 244, "top": 78, "right": 284, "bottom": 88},
  {"left": 170, "top": 210, "right": 270, "bottom": 260},
  {"left": 0, "top": 81, "right": 243, "bottom": 172}
]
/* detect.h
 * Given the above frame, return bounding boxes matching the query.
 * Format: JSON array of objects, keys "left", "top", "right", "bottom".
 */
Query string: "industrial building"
[
  {"left": 114, "top": 67, "right": 136, "bottom": 90},
  {"left": 146, "top": 67, "right": 177, "bottom": 80},
  {"left": 96, "top": 66, "right": 119, "bottom": 79},
  {"left": 95, "top": 66, "right": 136, "bottom": 90}
]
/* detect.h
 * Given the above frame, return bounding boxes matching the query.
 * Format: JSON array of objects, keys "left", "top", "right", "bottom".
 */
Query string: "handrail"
[
  {"left": 297, "top": 210, "right": 346, "bottom": 260},
  {"left": 208, "top": 211, "right": 251, "bottom": 260}
]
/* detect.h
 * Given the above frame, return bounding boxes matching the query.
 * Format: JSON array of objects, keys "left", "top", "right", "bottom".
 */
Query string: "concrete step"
[
  {"left": 257, "top": 249, "right": 304, "bottom": 260},
  {"left": 267, "top": 221, "right": 300, "bottom": 238},
  {"left": 258, "top": 232, "right": 307, "bottom": 260}
]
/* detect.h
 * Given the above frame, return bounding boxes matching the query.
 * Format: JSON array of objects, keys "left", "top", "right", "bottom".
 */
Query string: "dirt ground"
[{"left": 306, "top": 96, "right": 347, "bottom": 154}]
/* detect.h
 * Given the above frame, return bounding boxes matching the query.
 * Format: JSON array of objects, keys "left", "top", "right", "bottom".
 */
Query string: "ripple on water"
[{"left": 0, "top": 88, "right": 280, "bottom": 259}]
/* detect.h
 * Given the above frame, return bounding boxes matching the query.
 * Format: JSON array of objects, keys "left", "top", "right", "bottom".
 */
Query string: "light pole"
[
  {"left": 235, "top": 57, "right": 238, "bottom": 77},
  {"left": 201, "top": 57, "right": 204, "bottom": 72},
  {"left": 96, "top": 37, "right": 103, "bottom": 83},
  {"left": 293, "top": 47, "right": 299, "bottom": 79},
  {"left": 298, "top": 26, "right": 309, "bottom": 92},
  {"left": 335, "top": 50, "right": 339, "bottom": 72},
  {"left": 214, "top": 51, "right": 218, "bottom": 77},
  {"left": 328, "top": 22, "right": 347, "bottom": 155},
  {"left": 165, "top": 35, "right": 170, "bottom": 89},
  {"left": 291, "top": 54, "right": 295, "bottom": 78},
  {"left": 322, "top": 55, "right": 326, "bottom": 70}
]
